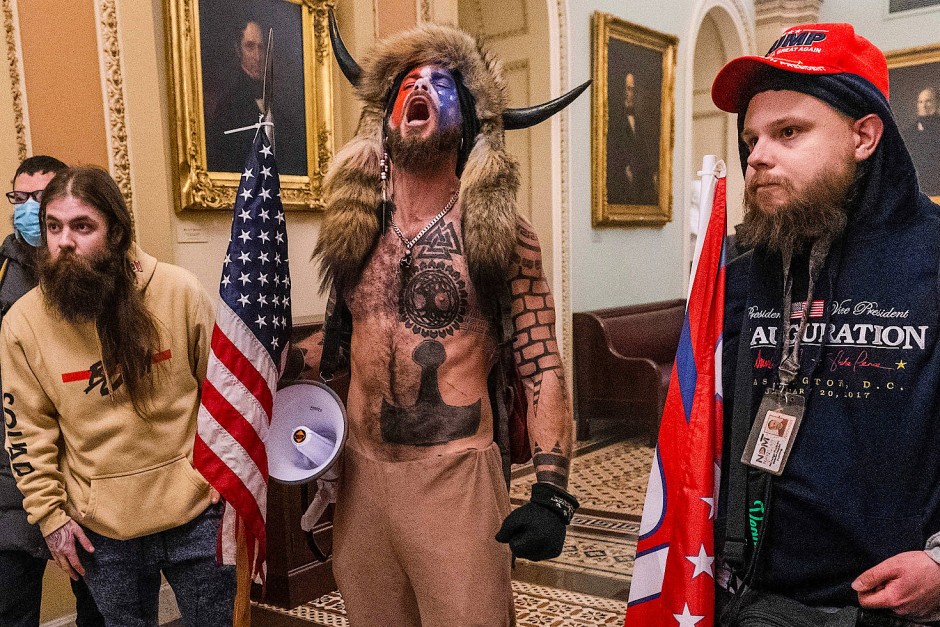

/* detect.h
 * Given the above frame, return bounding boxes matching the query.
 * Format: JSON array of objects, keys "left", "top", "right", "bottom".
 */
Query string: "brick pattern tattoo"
[
  {"left": 510, "top": 218, "right": 572, "bottom": 492},
  {"left": 533, "top": 441, "right": 570, "bottom": 489},
  {"left": 510, "top": 221, "right": 564, "bottom": 413}
]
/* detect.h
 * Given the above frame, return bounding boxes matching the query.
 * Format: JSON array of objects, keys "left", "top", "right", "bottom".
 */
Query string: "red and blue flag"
[{"left": 625, "top": 172, "right": 727, "bottom": 626}]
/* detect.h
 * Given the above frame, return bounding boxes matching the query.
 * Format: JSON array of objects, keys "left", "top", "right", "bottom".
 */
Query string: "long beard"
[
  {"left": 738, "top": 160, "right": 857, "bottom": 258},
  {"left": 386, "top": 124, "right": 461, "bottom": 172},
  {"left": 39, "top": 243, "right": 161, "bottom": 410},
  {"left": 38, "top": 246, "right": 123, "bottom": 322}
]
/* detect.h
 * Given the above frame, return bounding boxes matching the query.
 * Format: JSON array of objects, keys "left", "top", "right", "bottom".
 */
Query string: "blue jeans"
[
  {"left": 78, "top": 504, "right": 235, "bottom": 627},
  {"left": 0, "top": 550, "right": 104, "bottom": 627}
]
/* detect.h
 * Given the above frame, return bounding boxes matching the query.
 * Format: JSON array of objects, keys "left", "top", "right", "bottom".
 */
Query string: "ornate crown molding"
[
  {"left": 755, "top": 0, "right": 823, "bottom": 24},
  {"left": 2, "top": 0, "right": 28, "bottom": 161},
  {"left": 95, "top": 0, "right": 135, "bottom": 230}
]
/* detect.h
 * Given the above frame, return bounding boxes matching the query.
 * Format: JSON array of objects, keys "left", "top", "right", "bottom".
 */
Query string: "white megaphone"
[{"left": 267, "top": 380, "right": 347, "bottom": 484}]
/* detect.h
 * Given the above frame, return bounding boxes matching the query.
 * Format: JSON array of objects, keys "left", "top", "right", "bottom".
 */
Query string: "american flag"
[
  {"left": 625, "top": 174, "right": 726, "bottom": 626},
  {"left": 791, "top": 300, "right": 825, "bottom": 320},
  {"left": 193, "top": 127, "right": 291, "bottom": 579}
]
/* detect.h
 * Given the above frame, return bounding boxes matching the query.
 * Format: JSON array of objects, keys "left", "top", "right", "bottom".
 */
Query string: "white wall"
[
  {"left": 818, "top": 0, "right": 940, "bottom": 52},
  {"left": 567, "top": 1, "right": 700, "bottom": 312}
]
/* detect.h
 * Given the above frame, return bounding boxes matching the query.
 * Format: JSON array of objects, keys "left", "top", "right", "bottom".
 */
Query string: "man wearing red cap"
[{"left": 714, "top": 23, "right": 940, "bottom": 626}]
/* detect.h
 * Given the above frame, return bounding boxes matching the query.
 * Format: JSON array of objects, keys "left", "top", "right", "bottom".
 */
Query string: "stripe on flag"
[{"left": 791, "top": 300, "right": 825, "bottom": 319}]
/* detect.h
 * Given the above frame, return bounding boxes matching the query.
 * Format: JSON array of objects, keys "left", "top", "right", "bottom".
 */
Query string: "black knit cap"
[
  {"left": 737, "top": 65, "right": 883, "bottom": 121},
  {"left": 734, "top": 67, "right": 893, "bottom": 175}
]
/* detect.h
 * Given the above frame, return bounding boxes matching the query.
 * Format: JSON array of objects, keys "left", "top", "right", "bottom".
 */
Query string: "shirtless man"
[{"left": 312, "top": 18, "right": 588, "bottom": 626}]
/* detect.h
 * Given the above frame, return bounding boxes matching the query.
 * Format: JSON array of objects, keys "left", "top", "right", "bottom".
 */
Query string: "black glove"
[{"left": 495, "top": 483, "right": 579, "bottom": 561}]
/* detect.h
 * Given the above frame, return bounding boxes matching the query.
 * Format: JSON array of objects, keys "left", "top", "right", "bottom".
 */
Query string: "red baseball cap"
[{"left": 711, "top": 23, "right": 888, "bottom": 113}]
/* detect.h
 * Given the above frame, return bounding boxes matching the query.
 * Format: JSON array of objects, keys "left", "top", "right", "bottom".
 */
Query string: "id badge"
[{"left": 741, "top": 387, "right": 804, "bottom": 476}]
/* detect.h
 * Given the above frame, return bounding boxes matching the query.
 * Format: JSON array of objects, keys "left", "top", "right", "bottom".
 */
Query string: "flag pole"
[
  {"left": 229, "top": 28, "right": 276, "bottom": 627},
  {"left": 626, "top": 154, "right": 727, "bottom": 626},
  {"left": 688, "top": 155, "right": 726, "bottom": 300},
  {"left": 233, "top": 526, "right": 252, "bottom": 627}
]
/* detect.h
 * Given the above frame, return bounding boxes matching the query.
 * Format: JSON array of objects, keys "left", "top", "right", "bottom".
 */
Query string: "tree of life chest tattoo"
[
  {"left": 398, "top": 221, "right": 469, "bottom": 338},
  {"left": 380, "top": 339, "right": 481, "bottom": 446}
]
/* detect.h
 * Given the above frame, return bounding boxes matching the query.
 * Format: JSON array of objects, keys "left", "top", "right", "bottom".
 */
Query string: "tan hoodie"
[{"left": 1, "top": 246, "right": 215, "bottom": 540}]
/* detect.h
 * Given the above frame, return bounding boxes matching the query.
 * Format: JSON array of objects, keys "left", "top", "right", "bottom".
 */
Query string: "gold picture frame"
[
  {"left": 164, "top": 0, "right": 335, "bottom": 211},
  {"left": 591, "top": 12, "right": 677, "bottom": 227},
  {"left": 887, "top": 43, "right": 940, "bottom": 203}
]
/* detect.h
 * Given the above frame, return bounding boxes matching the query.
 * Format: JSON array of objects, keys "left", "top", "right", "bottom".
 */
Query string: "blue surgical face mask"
[{"left": 13, "top": 198, "right": 41, "bottom": 247}]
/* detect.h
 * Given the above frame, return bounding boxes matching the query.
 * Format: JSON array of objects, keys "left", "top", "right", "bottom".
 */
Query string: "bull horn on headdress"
[
  {"left": 327, "top": 10, "right": 589, "bottom": 129},
  {"left": 502, "top": 80, "right": 592, "bottom": 130},
  {"left": 328, "top": 8, "right": 361, "bottom": 87}
]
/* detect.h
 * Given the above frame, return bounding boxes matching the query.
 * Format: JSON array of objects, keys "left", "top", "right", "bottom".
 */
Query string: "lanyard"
[
  {"left": 723, "top": 238, "right": 833, "bottom": 589},
  {"left": 777, "top": 238, "right": 832, "bottom": 388}
]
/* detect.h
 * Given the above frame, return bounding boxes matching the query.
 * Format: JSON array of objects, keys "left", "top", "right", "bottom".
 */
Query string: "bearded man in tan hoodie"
[{"left": 1, "top": 167, "right": 235, "bottom": 626}]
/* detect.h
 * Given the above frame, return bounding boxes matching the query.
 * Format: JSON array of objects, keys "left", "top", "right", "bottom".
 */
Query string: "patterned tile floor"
[
  {"left": 255, "top": 580, "right": 629, "bottom": 626},
  {"left": 254, "top": 434, "right": 655, "bottom": 625},
  {"left": 509, "top": 436, "right": 653, "bottom": 602}
]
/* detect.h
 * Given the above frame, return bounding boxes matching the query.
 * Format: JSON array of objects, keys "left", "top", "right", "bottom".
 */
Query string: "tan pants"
[{"left": 332, "top": 443, "right": 514, "bottom": 627}]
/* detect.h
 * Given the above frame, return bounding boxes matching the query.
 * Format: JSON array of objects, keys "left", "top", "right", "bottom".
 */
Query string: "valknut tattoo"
[{"left": 416, "top": 221, "right": 462, "bottom": 261}]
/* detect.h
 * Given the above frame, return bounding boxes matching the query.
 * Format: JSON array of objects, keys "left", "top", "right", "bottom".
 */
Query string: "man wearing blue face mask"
[
  {"left": 0, "top": 156, "right": 104, "bottom": 626},
  {"left": 1, "top": 157, "right": 65, "bottom": 314}
]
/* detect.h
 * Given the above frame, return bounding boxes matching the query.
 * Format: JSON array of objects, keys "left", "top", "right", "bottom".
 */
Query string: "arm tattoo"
[
  {"left": 533, "top": 441, "right": 570, "bottom": 489},
  {"left": 510, "top": 222, "right": 565, "bottom": 414},
  {"left": 511, "top": 220, "right": 572, "bottom": 489}
]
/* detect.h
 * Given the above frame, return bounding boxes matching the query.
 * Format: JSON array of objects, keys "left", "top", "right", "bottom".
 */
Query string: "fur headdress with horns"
[
  {"left": 313, "top": 22, "right": 522, "bottom": 294},
  {"left": 314, "top": 16, "right": 589, "bottom": 295}
]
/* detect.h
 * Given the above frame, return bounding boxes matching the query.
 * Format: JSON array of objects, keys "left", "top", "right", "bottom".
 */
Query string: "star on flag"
[
  {"left": 674, "top": 604, "right": 705, "bottom": 627},
  {"left": 684, "top": 545, "right": 714, "bottom": 579}
]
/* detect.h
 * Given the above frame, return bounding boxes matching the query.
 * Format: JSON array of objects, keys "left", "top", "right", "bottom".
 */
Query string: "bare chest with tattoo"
[{"left": 345, "top": 213, "right": 497, "bottom": 457}]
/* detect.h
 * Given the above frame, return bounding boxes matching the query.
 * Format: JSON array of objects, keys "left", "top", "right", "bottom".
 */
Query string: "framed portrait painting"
[
  {"left": 164, "top": 0, "right": 335, "bottom": 211},
  {"left": 887, "top": 43, "right": 940, "bottom": 202},
  {"left": 591, "top": 12, "right": 677, "bottom": 227}
]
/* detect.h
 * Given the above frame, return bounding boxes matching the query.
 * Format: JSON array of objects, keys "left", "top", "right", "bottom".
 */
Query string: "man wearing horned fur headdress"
[{"left": 312, "top": 16, "right": 588, "bottom": 625}]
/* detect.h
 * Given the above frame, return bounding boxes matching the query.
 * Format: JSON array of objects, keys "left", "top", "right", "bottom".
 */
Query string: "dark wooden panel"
[
  {"left": 253, "top": 318, "right": 347, "bottom": 610},
  {"left": 572, "top": 300, "right": 684, "bottom": 441}
]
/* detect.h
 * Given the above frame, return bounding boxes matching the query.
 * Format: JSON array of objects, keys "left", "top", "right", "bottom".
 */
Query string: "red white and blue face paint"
[{"left": 389, "top": 64, "right": 462, "bottom": 134}]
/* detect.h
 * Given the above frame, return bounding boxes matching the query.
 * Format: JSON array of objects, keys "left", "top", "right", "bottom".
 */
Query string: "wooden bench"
[{"left": 572, "top": 299, "right": 685, "bottom": 441}]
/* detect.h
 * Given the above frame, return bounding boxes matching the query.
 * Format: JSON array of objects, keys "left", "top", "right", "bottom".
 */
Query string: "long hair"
[{"left": 40, "top": 167, "right": 162, "bottom": 410}]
